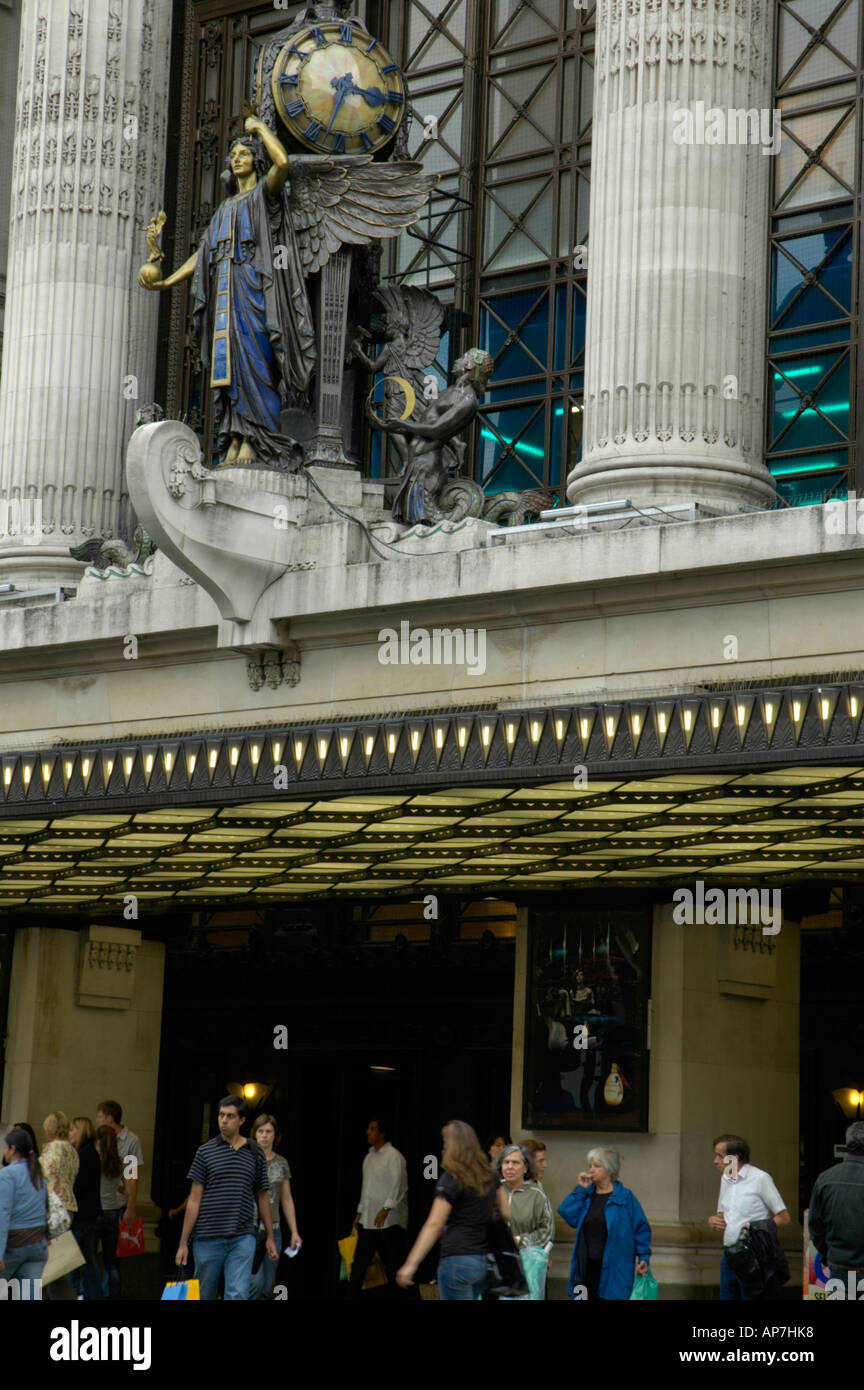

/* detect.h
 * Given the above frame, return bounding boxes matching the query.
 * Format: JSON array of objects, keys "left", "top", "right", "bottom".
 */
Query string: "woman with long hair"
[
  {"left": 69, "top": 1117, "right": 102, "bottom": 1300},
  {"left": 40, "top": 1111, "right": 79, "bottom": 1214},
  {"left": 0, "top": 1127, "right": 48, "bottom": 1292},
  {"left": 95, "top": 1124, "right": 124, "bottom": 1300},
  {"left": 397, "top": 1120, "right": 510, "bottom": 1300},
  {"left": 248, "top": 1113, "right": 301, "bottom": 1300}
]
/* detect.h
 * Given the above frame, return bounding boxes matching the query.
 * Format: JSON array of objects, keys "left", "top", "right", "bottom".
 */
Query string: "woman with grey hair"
[
  {"left": 558, "top": 1147, "right": 651, "bottom": 1300},
  {"left": 496, "top": 1144, "right": 554, "bottom": 1299}
]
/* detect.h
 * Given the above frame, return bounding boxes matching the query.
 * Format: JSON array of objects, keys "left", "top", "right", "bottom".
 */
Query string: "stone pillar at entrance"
[
  {"left": 0, "top": 1, "right": 172, "bottom": 587},
  {"left": 567, "top": 0, "right": 777, "bottom": 513},
  {"left": 2, "top": 928, "right": 165, "bottom": 1206}
]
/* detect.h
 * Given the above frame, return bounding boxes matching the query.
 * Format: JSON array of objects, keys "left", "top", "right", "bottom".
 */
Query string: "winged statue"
[
  {"left": 138, "top": 115, "right": 437, "bottom": 467},
  {"left": 349, "top": 284, "right": 444, "bottom": 461}
]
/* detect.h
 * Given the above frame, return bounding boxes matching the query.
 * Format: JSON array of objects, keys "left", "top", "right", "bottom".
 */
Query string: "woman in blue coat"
[{"left": 558, "top": 1147, "right": 651, "bottom": 1300}]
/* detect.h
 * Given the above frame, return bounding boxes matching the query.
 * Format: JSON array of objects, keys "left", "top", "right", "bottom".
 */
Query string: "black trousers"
[{"left": 347, "top": 1224, "right": 408, "bottom": 1299}]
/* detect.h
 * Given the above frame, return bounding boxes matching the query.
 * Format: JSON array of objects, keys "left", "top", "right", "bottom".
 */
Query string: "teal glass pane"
[
  {"left": 769, "top": 454, "right": 847, "bottom": 476},
  {"left": 479, "top": 403, "right": 546, "bottom": 481},
  {"left": 482, "top": 456, "right": 543, "bottom": 493},
  {"left": 572, "top": 286, "right": 587, "bottom": 364},
  {"left": 771, "top": 353, "right": 849, "bottom": 447},
  {"left": 772, "top": 229, "right": 852, "bottom": 326},
  {"left": 553, "top": 285, "right": 567, "bottom": 371},
  {"left": 771, "top": 324, "right": 849, "bottom": 352},
  {"left": 773, "top": 471, "right": 847, "bottom": 506},
  {"left": 487, "top": 379, "right": 546, "bottom": 403},
  {"left": 480, "top": 289, "right": 550, "bottom": 378}
]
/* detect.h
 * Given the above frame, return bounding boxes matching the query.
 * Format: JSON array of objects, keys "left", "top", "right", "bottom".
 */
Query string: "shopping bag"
[
  {"left": 42, "top": 1230, "right": 85, "bottom": 1285},
  {"left": 520, "top": 1243, "right": 550, "bottom": 1301},
  {"left": 117, "top": 1216, "right": 145, "bottom": 1257},
  {"left": 630, "top": 1268, "right": 659, "bottom": 1300},
  {"left": 337, "top": 1231, "right": 388, "bottom": 1290},
  {"left": 161, "top": 1279, "right": 201, "bottom": 1301},
  {"left": 46, "top": 1188, "right": 72, "bottom": 1238}
]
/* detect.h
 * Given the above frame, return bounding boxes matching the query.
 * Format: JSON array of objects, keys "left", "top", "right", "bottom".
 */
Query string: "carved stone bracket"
[
  {"left": 77, "top": 924, "right": 142, "bottom": 1009},
  {"left": 247, "top": 643, "right": 301, "bottom": 691}
]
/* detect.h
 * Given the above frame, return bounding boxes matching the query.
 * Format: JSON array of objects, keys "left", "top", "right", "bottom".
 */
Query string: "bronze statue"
[
  {"left": 367, "top": 348, "right": 494, "bottom": 525},
  {"left": 350, "top": 284, "right": 444, "bottom": 464},
  {"left": 139, "top": 115, "right": 436, "bottom": 468}
]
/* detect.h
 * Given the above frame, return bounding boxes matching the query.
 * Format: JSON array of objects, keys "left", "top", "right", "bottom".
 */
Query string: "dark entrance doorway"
[{"left": 151, "top": 908, "right": 515, "bottom": 1299}]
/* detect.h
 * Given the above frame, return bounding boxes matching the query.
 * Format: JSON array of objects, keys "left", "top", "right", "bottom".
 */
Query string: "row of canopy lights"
[{"left": 2, "top": 685, "right": 861, "bottom": 802}]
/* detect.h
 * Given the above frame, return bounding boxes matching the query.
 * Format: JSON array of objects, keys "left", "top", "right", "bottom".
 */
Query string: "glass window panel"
[
  {"left": 487, "top": 65, "right": 557, "bottom": 153},
  {"left": 779, "top": 82, "right": 856, "bottom": 110},
  {"left": 480, "top": 288, "right": 550, "bottom": 371},
  {"left": 579, "top": 56, "right": 594, "bottom": 133},
  {"left": 775, "top": 200, "right": 853, "bottom": 230},
  {"left": 773, "top": 471, "right": 847, "bottom": 505},
  {"left": 786, "top": 0, "right": 853, "bottom": 26},
  {"left": 558, "top": 169, "right": 573, "bottom": 257},
  {"left": 484, "top": 177, "right": 554, "bottom": 265},
  {"left": 479, "top": 403, "right": 546, "bottom": 480},
  {"left": 492, "top": 1, "right": 558, "bottom": 47},
  {"left": 823, "top": 0, "right": 862, "bottom": 59},
  {"left": 778, "top": 159, "right": 850, "bottom": 209},
  {"left": 779, "top": 7, "right": 817, "bottom": 77},
  {"left": 784, "top": 37, "right": 854, "bottom": 87},
  {"left": 487, "top": 378, "right": 548, "bottom": 402},
  {"left": 576, "top": 173, "right": 591, "bottom": 246},
  {"left": 408, "top": 27, "right": 464, "bottom": 69},
  {"left": 772, "top": 356, "right": 850, "bottom": 447},
  {"left": 771, "top": 323, "right": 850, "bottom": 351},
  {"left": 572, "top": 286, "right": 587, "bottom": 365}
]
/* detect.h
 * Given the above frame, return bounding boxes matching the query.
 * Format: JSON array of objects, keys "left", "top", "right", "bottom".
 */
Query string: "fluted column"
[
  {"left": 568, "top": 0, "right": 777, "bottom": 512},
  {"left": 0, "top": 0, "right": 172, "bottom": 585}
]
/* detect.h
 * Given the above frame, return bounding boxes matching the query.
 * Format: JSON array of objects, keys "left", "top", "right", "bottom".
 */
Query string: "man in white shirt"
[
  {"left": 348, "top": 1117, "right": 411, "bottom": 1298},
  {"left": 708, "top": 1133, "right": 790, "bottom": 1300}
]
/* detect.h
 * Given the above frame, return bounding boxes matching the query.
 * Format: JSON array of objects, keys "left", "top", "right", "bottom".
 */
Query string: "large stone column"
[
  {"left": 568, "top": 0, "right": 777, "bottom": 512},
  {"left": 0, "top": 0, "right": 172, "bottom": 586}
]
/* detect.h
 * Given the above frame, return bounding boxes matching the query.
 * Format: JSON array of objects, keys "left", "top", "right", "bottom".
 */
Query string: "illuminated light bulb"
[
  {"left": 434, "top": 728, "right": 445, "bottom": 750},
  {"left": 250, "top": 743, "right": 261, "bottom": 767},
  {"left": 208, "top": 747, "right": 218, "bottom": 769},
  {"left": 820, "top": 699, "right": 829, "bottom": 720},
  {"left": 683, "top": 709, "right": 693, "bottom": 731},
  {"left": 580, "top": 718, "right": 590, "bottom": 739},
  {"left": 481, "top": 724, "right": 493, "bottom": 747},
  {"left": 340, "top": 736, "right": 351, "bottom": 758},
  {"left": 851, "top": 697, "right": 859, "bottom": 718},
  {"left": 792, "top": 701, "right": 801, "bottom": 721},
  {"left": 271, "top": 740, "right": 283, "bottom": 764},
  {"left": 736, "top": 704, "right": 746, "bottom": 724},
  {"left": 410, "top": 730, "right": 422, "bottom": 752},
  {"left": 364, "top": 735, "right": 375, "bottom": 756},
  {"left": 229, "top": 746, "right": 239, "bottom": 768},
  {"left": 243, "top": 1083, "right": 256, "bottom": 1101},
  {"left": 457, "top": 725, "right": 469, "bottom": 748},
  {"left": 104, "top": 759, "right": 114, "bottom": 780},
  {"left": 22, "top": 764, "right": 32, "bottom": 786},
  {"left": 505, "top": 723, "right": 516, "bottom": 745},
  {"left": 163, "top": 751, "right": 174, "bottom": 773},
  {"left": 388, "top": 733, "right": 398, "bottom": 754},
  {"left": 41, "top": 762, "right": 52, "bottom": 783},
  {"left": 186, "top": 752, "right": 196, "bottom": 776},
  {"left": 605, "top": 716, "right": 615, "bottom": 737},
  {"left": 82, "top": 758, "right": 92, "bottom": 781},
  {"left": 293, "top": 740, "right": 305, "bottom": 762},
  {"left": 658, "top": 712, "right": 667, "bottom": 734},
  {"left": 632, "top": 714, "right": 641, "bottom": 735},
  {"left": 124, "top": 756, "right": 134, "bottom": 778},
  {"left": 64, "top": 760, "right": 74, "bottom": 781},
  {"left": 555, "top": 719, "right": 565, "bottom": 740},
  {"left": 712, "top": 707, "right": 721, "bottom": 728},
  {"left": 144, "top": 754, "right": 154, "bottom": 775},
  {"left": 3, "top": 766, "right": 12, "bottom": 787},
  {"left": 317, "top": 739, "right": 328, "bottom": 760},
  {"left": 530, "top": 721, "right": 542, "bottom": 742}
]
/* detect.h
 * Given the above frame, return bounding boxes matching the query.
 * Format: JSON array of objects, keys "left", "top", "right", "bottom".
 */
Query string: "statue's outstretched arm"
[{"left": 138, "top": 249, "right": 198, "bottom": 292}]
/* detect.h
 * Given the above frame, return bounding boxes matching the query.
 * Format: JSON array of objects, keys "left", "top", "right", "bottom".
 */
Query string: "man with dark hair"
[
  {"left": 808, "top": 1121, "right": 864, "bottom": 1298},
  {"left": 348, "top": 1117, "right": 410, "bottom": 1298},
  {"left": 94, "top": 1099, "right": 145, "bottom": 1300},
  {"left": 523, "top": 1139, "right": 548, "bottom": 1189},
  {"left": 176, "top": 1096, "right": 276, "bottom": 1300},
  {"left": 708, "top": 1134, "right": 790, "bottom": 1300}
]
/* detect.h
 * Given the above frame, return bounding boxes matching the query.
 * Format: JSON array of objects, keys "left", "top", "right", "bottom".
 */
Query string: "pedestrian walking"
[
  {"left": 248, "top": 1113, "right": 301, "bottom": 1300},
  {"left": 496, "top": 1144, "right": 554, "bottom": 1299},
  {"left": 558, "top": 1147, "right": 651, "bottom": 1300},
  {"left": 397, "top": 1120, "right": 510, "bottom": 1300},
  {"left": 93, "top": 1101, "right": 145, "bottom": 1298},
  {"left": 69, "top": 1117, "right": 102, "bottom": 1300},
  {"left": 40, "top": 1112, "right": 79, "bottom": 1215},
  {"left": 348, "top": 1117, "right": 410, "bottom": 1299},
  {"left": 708, "top": 1133, "right": 790, "bottom": 1300},
  {"left": 95, "top": 1125, "right": 125, "bottom": 1299},
  {"left": 808, "top": 1120, "right": 864, "bottom": 1298},
  {"left": 0, "top": 1128, "right": 49, "bottom": 1296},
  {"left": 176, "top": 1096, "right": 276, "bottom": 1300}
]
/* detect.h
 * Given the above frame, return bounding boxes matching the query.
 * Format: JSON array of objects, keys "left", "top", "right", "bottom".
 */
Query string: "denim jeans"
[
  {"left": 193, "top": 1233, "right": 256, "bottom": 1300},
  {"left": 248, "top": 1228, "right": 282, "bottom": 1300},
  {"left": 720, "top": 1252, "right": 781, "bottom": 1301},
  {"left": 96, "top": 1208, "right": 122, "bottom": 1299},
  {"left": 437, "top": 1254, "right": 488, "bottom": 1301},
  {"left": 0, "top": 1240, "right": 48, "bottom": 1296},
  {"left": 71, "top": 1216, "right": 102, "bottom": 1300}
]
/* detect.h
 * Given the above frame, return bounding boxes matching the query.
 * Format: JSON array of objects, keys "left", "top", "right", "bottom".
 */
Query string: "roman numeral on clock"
[
  {"left": 305, "top": 120, "right": 324, "bottom": 142},
  {"left": 340, "top": 24, "right": 353, "bottom": 43},
  {"left": 387, "top": 91, "right": 404, "bottom": 105},
  {"left": 381, "top": 63, "right": 398, "bottom": 75},
  {"left": 279, "top": 73, "right": 300, "bottom": 87},
  {"left": 309, "top": 28, "right": 326, "bottom": 46},
  {"left": 360, "top": 132, "right": 374, "bottom": 151},
  {"left": 284, "top": 99, "right": 305, "bottom": 118},
  {"left": 378, "top": 114, "right": 396, "bottom": 135},
  {"left": 332, "top": 133, "right": 346, "bottom": 153}
]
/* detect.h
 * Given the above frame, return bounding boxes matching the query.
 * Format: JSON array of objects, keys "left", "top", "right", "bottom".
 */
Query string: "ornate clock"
[{"left": 272, "top": 21, "right": 406, "bottom": 156}]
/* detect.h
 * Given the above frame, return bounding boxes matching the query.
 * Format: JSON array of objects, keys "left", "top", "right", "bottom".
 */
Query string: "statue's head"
[
  {"left": 221, "top": 135, "right": 269, "bottom": 194},
  {"left": 454, "top": 348, "right": 494, "bottom": 392}
]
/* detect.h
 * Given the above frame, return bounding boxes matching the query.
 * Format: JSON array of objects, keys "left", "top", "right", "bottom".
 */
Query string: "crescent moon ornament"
[{"left": 367, "top": 377, "right": 417, "bottom": 422}]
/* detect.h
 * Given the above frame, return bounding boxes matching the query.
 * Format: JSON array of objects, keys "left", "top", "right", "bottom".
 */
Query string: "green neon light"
[
  {"left": 779, "top": 402, "right": 848, "bottom": 417},
  {"left": 769, "top": 460, "right": 842, "bottom": 477},
  {"left": 772, "top": 365, "right": 825, "bottom": 380},
  {"left": 480, "top": 428, "right": 545, "bottom": 458}
]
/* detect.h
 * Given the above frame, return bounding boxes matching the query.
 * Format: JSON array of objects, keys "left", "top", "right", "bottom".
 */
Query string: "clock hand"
[
  {"left": 327, "top": 73, "right": 355, "bottom": 133},
  {"left": 345, "top": 78, "right": 388, "bottom": 107}
]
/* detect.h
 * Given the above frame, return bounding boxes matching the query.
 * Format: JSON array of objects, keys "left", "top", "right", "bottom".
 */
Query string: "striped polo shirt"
[{"left": 187, "top": 1136, "right": 267, "bottom": 1239}]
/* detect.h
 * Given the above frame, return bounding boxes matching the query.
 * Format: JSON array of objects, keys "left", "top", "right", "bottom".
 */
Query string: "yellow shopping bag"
[{"left": 337, "top": 1230, "right": 388, "bottom": 1290}]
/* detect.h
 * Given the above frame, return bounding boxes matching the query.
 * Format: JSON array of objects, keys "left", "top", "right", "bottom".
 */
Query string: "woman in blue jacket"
[
  {"left": 0, "top": 1127, "right": 49, "bottom": 1292},
  {"left": 558, "top": 1147, "right": 651, "bottom": 1300}
]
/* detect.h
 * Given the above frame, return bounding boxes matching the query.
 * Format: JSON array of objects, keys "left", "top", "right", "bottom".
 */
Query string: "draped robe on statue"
[{"left": 191, "top": 179, "right": 317, "bottom": 466}]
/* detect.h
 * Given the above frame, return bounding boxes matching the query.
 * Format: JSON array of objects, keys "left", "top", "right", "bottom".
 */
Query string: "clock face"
[{"left": 272, "top": 21, "right": 406, "bottom": 156}]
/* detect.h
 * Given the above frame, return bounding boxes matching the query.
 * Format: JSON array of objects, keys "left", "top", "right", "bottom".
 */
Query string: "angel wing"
[
  {"left": 288, "top": 158, "right": 439, "bottom": 278},
  {"left": 375, "top": 284, "right": 444, "bottom": 370}
]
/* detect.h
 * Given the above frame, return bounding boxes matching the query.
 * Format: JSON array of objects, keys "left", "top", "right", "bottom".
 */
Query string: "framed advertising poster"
[{"left": 523, "top": 907, "right": 652, "bottom": 1131}]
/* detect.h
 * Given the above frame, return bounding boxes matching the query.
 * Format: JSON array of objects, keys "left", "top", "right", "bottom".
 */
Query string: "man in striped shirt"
[{"left": 176, "top": 1096, "right": 277, "bottom": 1300}]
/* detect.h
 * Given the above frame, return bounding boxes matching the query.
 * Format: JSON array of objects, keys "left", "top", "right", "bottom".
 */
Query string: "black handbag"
[{"left": 483, "top": 1208, "right": 529, "bottom": 1300}]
